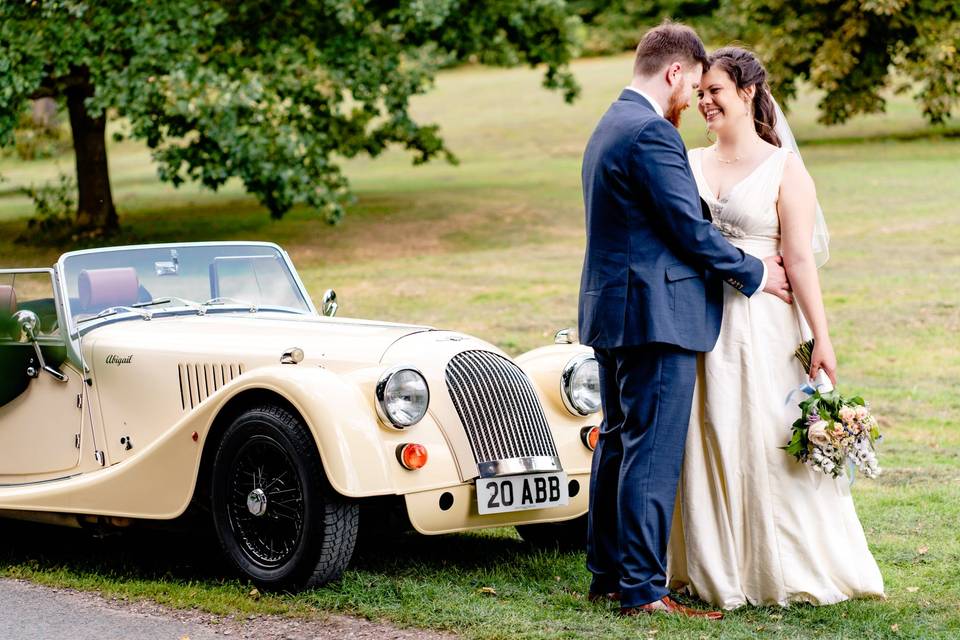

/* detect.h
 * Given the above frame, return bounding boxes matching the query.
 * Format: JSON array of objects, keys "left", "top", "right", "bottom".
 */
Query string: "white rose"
[{"left": 808, "top": 420, "right": 831, "bottom": 448}]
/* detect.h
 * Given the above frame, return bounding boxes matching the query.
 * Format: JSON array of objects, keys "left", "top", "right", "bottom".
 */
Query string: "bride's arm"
[{"left": 778, "top": 153, "right": 837, "bottom": 385}]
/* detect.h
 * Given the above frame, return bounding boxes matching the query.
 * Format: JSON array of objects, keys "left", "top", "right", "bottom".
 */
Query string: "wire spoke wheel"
[
  {"left": 211, "top": 404, "right": 359, "bottom": 590},
  {"left": 226, "top": 436, "right": 305, "bottom": 568}
]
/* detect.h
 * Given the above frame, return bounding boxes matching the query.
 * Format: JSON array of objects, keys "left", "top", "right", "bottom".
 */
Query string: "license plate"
[{"left": 476, "top": 472, "right": 568, "bottom": 515}]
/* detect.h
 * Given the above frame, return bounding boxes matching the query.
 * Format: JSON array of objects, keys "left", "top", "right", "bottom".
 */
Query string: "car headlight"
[
  {"left": 376, "top": 366, "right": 430, "bottom": 428},
  {"left": 561, "top": 353, "right": 601, "bottom": 415}
]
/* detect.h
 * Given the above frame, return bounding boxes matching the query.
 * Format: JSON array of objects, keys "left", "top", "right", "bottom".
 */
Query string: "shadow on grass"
[
  {"left": 0, "top": 519, "right": 232, "bottom": 584},
  {"left": 0, "top": 517, "right": 547, "bottom": 588},
  {"left": 0, "top": 181, "right": 562, "bottom": 271},
  {"left": 352, "top": 528, "right": 534, "bottom": 575}
]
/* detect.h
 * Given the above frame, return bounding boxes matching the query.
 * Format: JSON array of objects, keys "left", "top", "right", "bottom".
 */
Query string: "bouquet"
[{"left": 783, "top": 340, "right": 883, "bottom": 479}]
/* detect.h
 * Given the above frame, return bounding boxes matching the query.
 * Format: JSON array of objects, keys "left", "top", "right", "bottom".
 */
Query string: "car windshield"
[{"left": 60, "top": 244, "right": 311, "bottom": 326}]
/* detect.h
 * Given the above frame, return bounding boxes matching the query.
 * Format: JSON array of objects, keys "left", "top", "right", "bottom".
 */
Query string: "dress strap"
[{"left": 760, "top": 147, "right": 793, "bottom": 205}]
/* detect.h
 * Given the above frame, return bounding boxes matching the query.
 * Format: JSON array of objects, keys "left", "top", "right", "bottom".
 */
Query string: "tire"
[
  {"left": 211, "top": 404, "right": 359, "bottom": 590},
  {"left": 515, "top": 514, "right": 588, "bottom": 552}
]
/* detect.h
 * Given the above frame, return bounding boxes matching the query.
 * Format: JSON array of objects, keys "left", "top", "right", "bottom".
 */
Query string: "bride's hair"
[{"left": 707, "top": 47, "right": 781, "bottom": 147}]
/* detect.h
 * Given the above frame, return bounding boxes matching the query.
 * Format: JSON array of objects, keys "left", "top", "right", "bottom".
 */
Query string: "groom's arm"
[{"left": 630, "top": 118, "right": 765, "bottom": 297}]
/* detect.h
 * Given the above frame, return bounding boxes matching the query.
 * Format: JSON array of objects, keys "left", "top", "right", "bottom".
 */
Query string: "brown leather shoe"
[
  {"left": 621, "top": 596, "right": 723, "bottom": 620},
  {"left": 587, "top": 591, "right": 621, "bottom": 603}
]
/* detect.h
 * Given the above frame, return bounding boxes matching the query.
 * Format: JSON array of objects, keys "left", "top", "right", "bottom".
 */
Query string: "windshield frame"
[{"left": 54, "top": 242, "right": 318, "bottom": 364}]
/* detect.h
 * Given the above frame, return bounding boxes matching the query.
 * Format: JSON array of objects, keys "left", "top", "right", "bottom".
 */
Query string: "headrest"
[
  {"left": 78, "top": 267, "right": 140, "bottom": 312},
  {"left": 0, "top": 285, "right": 16, "bottom": 316}
]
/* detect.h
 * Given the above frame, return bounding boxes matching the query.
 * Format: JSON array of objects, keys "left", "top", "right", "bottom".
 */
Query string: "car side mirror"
[
  {"left": 13, "top": 309, "right": 39, "bottom": 344},
  {"left": 13, "top": 309, "right": 68, "bottom": 383},
  {"left": 321, "top": 289, "right": 338, "bottom": 317}
]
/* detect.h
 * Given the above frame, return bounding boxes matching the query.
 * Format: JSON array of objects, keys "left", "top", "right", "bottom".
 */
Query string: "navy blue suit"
[{"left": 578, "top": 90, "right": 764, "bottom": 607}]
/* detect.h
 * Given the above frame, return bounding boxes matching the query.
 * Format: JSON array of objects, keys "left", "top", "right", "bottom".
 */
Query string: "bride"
[{"left": 666, "top": 46, "right": 885, "bottom": 608}]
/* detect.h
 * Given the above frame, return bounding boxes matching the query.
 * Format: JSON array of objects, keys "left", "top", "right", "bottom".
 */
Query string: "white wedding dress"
[{"left": 666, "top": 146, "right": 885, "bottom": 609}]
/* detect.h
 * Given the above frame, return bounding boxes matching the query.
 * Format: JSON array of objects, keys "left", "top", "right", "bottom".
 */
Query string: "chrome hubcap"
[{"left": 246, "top": 488, "right": 268, "bottom": 517}]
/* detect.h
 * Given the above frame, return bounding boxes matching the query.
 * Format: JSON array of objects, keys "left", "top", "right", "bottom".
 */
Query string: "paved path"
[{"left": 0, "top": 579, "right": 454, "bottom": 640}]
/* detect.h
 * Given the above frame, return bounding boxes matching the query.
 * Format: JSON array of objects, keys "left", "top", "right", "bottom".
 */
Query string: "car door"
[{"left": 0, "top": 269, "right": 83, "bottom": 480}]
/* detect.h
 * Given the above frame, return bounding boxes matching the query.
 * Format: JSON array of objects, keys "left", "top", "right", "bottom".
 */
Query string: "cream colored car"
[{"left": 0, "top": 242, "right": 601, "bottom": 590}]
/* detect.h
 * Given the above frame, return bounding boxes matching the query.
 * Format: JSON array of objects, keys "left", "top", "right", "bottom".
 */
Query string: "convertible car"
[{"left": 0, "top": 242, "right": 601, "bottom": 590}]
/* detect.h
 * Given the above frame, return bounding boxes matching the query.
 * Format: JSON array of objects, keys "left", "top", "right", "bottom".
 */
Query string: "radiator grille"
[
  {"left": 178, "top": 362, "right": 245, "bottom": 410},
  {"left": 445, "top": 350, "right": 558, "bottom": 466}
]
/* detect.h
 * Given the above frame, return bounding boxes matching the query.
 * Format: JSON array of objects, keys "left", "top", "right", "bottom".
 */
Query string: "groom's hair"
[{"left": 633, "top": 22, "right": 708, "bottom": 77}]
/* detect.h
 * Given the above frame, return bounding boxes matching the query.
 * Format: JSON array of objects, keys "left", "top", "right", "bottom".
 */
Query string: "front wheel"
[
  {"left": 211, "top": 404, "right": 358, "bottom": 590},
  {"left": 515, "top": 514, "right": 588, "bottom": 551}
]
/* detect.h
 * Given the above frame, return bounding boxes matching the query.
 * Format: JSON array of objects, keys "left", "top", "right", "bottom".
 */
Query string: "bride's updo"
[{"left": 708, "top": 47, "right": 781, "bottom": 147}]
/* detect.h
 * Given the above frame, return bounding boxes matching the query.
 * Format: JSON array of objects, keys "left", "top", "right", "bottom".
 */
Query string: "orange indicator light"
[
  {"left": 581, "top": 426, "right": 600, "bottom": 451},
  {"left": 397, "top": 443, "right": 428, "bottom": 470}
]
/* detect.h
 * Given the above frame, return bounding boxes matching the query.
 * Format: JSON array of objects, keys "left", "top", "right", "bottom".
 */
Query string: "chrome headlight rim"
[
  {"left": 375, "top": 365, "right": 430, "bottom": 429},
  {"left": 561, "top": 352, "right": 601, "bottom": 416}
]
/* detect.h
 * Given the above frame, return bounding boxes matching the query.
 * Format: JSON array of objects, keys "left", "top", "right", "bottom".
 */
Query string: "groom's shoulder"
[
  {"left": 602, "top": 101, "right": 670, "bottom": 140},
  {"left": 627, "top": 114, "right": 685, "bottom": 151}
]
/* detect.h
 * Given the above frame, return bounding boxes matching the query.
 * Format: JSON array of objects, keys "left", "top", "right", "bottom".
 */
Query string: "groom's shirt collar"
[{"left": 624, "top": 86, "right": 664, "bottom": 118}]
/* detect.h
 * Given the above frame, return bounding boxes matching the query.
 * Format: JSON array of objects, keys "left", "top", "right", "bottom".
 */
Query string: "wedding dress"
[{"left": 666, "top": 146, "right": 885, "bottom": 608}]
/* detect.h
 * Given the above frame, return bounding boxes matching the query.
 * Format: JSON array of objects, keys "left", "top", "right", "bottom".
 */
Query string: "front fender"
[
  {"left": 234, "top": 366, "right": 460, "bottom": 499},
  {"left": 239, "top": 366, "right": 396, "bottom": 496},
  {"left": 515, "top": 343, "right": 600, "bottom": 476}
]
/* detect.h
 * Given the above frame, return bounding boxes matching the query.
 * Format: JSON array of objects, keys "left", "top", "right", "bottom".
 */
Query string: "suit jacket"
[{"left": 578, "top": 90, "right": 765, "bottom": 352}]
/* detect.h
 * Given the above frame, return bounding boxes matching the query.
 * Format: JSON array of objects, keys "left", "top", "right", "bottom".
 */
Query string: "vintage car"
[{"left": 0, "top": 242, "right": 601, "bottom": 590}]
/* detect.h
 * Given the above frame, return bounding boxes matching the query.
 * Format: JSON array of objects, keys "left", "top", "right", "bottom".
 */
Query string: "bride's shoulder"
[
  {"left": 686, "top": 146, "right": 708, "bottom": 160},
  {"left": 778, "top": 148, "right": 815, "bottom": 194}
]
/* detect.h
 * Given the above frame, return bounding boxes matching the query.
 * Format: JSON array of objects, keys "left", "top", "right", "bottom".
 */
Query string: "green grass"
[{"left": 1, "top": 53, "right": 959, "bottom": 639}]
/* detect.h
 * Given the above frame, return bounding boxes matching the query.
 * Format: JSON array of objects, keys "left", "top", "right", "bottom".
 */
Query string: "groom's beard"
[{"left": 664, "top": 84, "right": 688, "bottom": 128}]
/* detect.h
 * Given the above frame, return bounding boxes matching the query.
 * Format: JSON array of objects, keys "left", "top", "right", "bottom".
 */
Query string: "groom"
[{"left": 578, "top": 23, "right": 791, "bottom": 619}]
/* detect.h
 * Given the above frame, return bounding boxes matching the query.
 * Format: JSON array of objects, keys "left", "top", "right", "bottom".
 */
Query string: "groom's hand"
[{"left": 762, "top": 256, "right": 792, "bottom": 304}]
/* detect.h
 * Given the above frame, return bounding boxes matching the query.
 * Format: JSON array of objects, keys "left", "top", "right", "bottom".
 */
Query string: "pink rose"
[{"left": 839, "top": 406, "right": 856, "bottom": 424}]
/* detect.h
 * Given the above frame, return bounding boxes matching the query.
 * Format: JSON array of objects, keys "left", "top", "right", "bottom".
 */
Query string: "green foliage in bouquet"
[
  {"left": 783, "top": 389, "right": 872, "bottom": 461},
  {"left": 784, "top": 340, "right": 882, "bottom": 479}
]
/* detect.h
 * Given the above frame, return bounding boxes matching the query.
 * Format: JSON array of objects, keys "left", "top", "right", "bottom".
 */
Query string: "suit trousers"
[{"left": 586, "top": 343, "right": 697, "bottom": 607}]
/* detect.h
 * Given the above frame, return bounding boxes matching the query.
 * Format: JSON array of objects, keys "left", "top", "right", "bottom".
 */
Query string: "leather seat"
[
  {"left": 0, "top": 285, "right": 17, "bottom": 340},
  {"left": 0, "top": 284, "right": 16, "bottom": 317},
  {"left": 77, "top": 267, "right": 140, "bottom": 315}
]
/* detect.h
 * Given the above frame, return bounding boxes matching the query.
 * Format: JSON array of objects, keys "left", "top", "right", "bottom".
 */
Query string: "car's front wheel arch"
[{"left": 195, "top": 389, "right": 311, "bottom": 507}]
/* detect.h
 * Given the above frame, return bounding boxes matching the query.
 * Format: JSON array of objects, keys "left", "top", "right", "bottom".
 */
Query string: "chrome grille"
[{"left": 445, "top": 350, "right": 559, "bottom": 473}]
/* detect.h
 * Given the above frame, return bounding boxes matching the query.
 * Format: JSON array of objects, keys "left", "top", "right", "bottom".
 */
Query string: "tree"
[
  {"left": 722, "top": 0, "right": 960, "bottom": 125},
  {"left": 0, "top": 1, "right": 580, "bottom": 234},
  {"left": 570, "top": 0, "right": 720, "bottom": 55}
]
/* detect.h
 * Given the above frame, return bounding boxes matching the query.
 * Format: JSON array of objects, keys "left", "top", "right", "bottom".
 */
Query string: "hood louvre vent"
[{"left": 178, "top": 363, "right": 245, "bottom": 410}]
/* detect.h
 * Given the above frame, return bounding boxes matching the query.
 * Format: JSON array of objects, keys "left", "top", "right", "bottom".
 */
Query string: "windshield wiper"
[
  {"left": 132, "top": 296, "right": 201, "bottom": 309},
  {"left": 199, "top": 297, "right": 258, "bottom": 314},
  {"left": 76, "top": 306, "right": 152, "bottom": 325}
]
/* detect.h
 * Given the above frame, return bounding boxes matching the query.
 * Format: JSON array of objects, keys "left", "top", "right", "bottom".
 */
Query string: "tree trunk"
[{"left": 65, "top": 81, "right": 118, "bottom": 233}]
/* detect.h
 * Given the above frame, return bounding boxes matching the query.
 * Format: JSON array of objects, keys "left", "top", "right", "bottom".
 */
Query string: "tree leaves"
[
  {"left": 721, "top": 0, "right": 960, "bottom": 125},
  {"left": 0, "top": 0, "right": 580, "bottom": 227}
]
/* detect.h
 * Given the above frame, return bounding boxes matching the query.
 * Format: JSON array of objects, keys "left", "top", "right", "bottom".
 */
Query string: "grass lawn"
[{"left": 1, "top": 53, "right": 959, "bottom": 639}]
